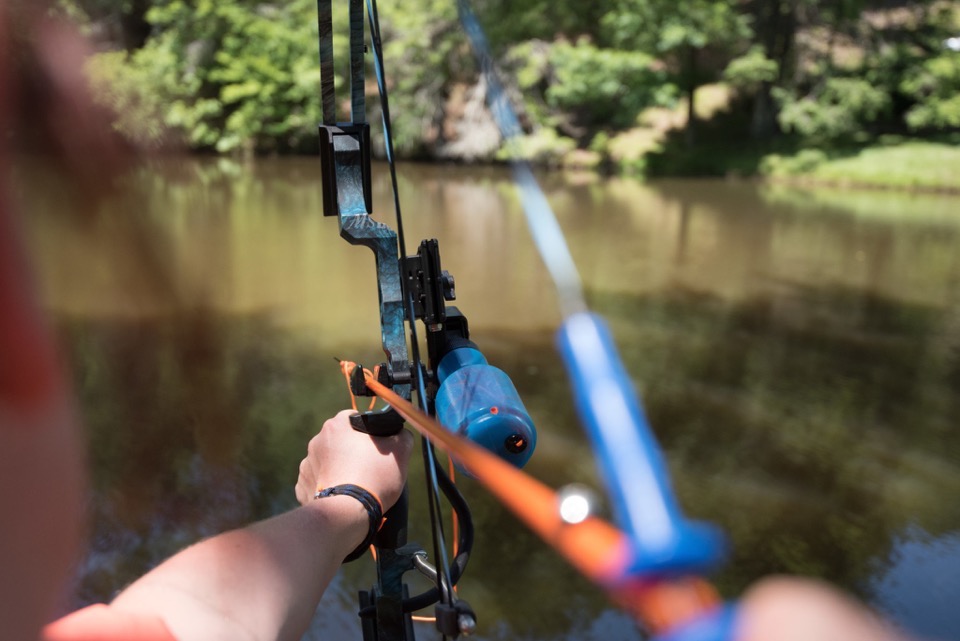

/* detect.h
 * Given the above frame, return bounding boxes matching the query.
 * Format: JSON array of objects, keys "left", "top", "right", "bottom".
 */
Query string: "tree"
[
  {"left": 472, "top": 0, "right": 616, "bottom": 49},
  {"left": 86, "top": 0, "right": 329, "bottom": 153},
  {"left": 723, "top": 45, "right": 779, "bottom": 138},
  {"left": 602, "top": 0, "right": 752, "bottom": 145},
  {"left": 57, "top": 0, "right": 152, "bottom": 50},
  {"left": 898, "top": 3, "right": 960, "bottom": 131}
]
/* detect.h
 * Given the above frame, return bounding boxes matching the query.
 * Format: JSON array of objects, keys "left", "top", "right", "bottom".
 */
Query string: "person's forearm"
[{"left": 110, "top": 495, "right": 368, "bottom": 641}]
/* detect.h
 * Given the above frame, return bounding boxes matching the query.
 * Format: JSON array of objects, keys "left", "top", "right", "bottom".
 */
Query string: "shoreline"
[
  {"left": 109, "top": 139, "right": 960, "bottom": 196},
  {"left": 753, "top": 174, "right": 960, "bottom": 196}
]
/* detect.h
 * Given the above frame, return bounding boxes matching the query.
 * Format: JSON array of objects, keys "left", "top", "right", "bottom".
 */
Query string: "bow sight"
[{"left": 316, "top": 1, "right": 537, "bottom": 639}]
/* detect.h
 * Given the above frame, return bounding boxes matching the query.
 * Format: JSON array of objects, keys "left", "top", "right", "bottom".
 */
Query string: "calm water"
[{"left": 22, "top": 157, "right": 960, "bottom": 640}]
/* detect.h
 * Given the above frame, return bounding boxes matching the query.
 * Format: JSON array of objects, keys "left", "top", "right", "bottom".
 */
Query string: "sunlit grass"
[{"left": 807, "top": 142, "right": 960, "bottom": 191}]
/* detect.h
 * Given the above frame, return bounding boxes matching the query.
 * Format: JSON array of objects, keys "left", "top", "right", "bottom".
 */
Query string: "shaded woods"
[{"left": 56, "top": 0, "right": 960, "bottom": 175}]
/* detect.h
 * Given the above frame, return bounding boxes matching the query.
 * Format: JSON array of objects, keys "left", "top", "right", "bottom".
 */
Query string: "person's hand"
[
  {"left": 295, "top": 409, "right": 414, "bottom": 511},
  {"left": 736, "top": 576, "right": 904, "bottom": 641},
  {"left": 655, "top": 576, "right": 907, "bottom": 641}
]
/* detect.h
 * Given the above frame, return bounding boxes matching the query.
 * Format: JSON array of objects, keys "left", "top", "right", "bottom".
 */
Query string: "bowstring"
[{"left": 365, "top": 0, "right": 458, "bottom": 625}]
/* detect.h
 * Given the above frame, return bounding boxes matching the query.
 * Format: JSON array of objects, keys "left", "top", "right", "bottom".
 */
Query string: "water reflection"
[
  {"left": 19, "top": 157, "right": 960, "bottom": 640},
  {"left": 871, "top": 527, "right": 960, "bottom": 640}
]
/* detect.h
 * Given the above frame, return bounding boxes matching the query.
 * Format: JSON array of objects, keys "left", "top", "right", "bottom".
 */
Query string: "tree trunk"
[
  {"left": 684, "top": 46, "right": 698, "bottom": 147},
  {"left": 119, "top": 0, "right": 152, "bottom": 52},
  {"left": 750, "top": 82, "right": 777, "bottom": 139}
]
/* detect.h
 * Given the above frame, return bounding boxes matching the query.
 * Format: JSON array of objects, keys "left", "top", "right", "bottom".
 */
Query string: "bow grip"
[
  {"left": 348, "top": 410, "right": 409, "bottom": 550},
  {"left": 556, "top": 312, "right": 725, "bottom": 576},
  {"left": 349, "top": 408, "right": 405, "bottom": 436}
]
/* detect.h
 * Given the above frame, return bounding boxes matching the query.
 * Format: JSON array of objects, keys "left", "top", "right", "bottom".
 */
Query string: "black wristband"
[{"left": 313, "top": 484, "right": 383, "bottom": 562}]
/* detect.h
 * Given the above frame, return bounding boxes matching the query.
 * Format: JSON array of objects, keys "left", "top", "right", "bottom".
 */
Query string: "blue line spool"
[{"left": 435, "top": 347, "right": 538, "bottom": 472}]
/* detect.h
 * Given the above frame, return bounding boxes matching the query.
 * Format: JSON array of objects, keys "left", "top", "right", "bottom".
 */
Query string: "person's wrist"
[
  {"left": 305, "top": 493, "right": 369, "bottom": 557},
  {"left": 311, "top": 484, "right": 384, "bottom": 562}
]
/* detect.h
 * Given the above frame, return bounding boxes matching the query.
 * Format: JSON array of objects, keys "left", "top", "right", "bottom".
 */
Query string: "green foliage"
[
  {"left": 471, "top": 0, "right": 615, "bottom": 49},
  {"left": 87, "top": 0, "right": 326, "bottom": 153},
  {"left": 723, "top": 46, "right": 779, "bottom": 92},
  {"left": 544, "top": 39, "right": 670, "bottom": 130},
  {"left": 376, "top": 0, "right": 464, "bottom": 156},
  {"left": 801, "top": 141, "right": 960, "bottom": 190},
  {"left": 760, "top": 149, "right": 828, "bottom": 175},
  {"left": 603, "top": 0, "right": 751, "bottom": 53},
  {"left": 901, "top": 53, "right": 960, "bottom": 130},
  {"left": 53, "top": 0, "right": 93, "bottom": 26},
  {"left": 75, "top": 0, "right": 960, "bottom": 171},
  {"left": 766, "top": 1, "right": 960, "bottom": 150},
  {"left": 54, "top": 0, "right": 138, "bottom": 23},
  {"left": 600, "top": 0, "right": 751, "bottom": 147},
  {"left": 774, "top": 78, "right": 890, "bottom": 142},
  {"left": 759, "top": 140, "right": 960, "bottom": 189},
  {"left": 58, "top": 0, "right": 139, "bottom": 17},
  {"left": 86, "top": 49, "right": 174, "bottom": 146},
  {"left": 602, "top": 0, "right": 752, "bottom": 90},
  {"left": 496, "top": 128, "right": 577, "bottom": 165}
]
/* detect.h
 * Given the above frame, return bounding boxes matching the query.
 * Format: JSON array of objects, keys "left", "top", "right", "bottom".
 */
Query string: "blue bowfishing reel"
[
  {"left": 432, "top": 317, "right": 537, "bottom": 472},
  {"left": 343, "top": 238, "right": 538, "bottom": 470},
  {"left": 409, "top": 239, "right": 537, "bottom": 471}
]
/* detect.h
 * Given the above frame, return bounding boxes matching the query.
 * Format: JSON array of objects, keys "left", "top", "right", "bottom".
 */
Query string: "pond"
[{"left": 21, "top": 157, "right": 960, "bottom": 640}]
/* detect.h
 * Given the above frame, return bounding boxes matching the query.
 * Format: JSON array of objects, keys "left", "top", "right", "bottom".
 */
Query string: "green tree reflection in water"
[{"left": 21, "top": 158, "right": 960, "bottom": 640}]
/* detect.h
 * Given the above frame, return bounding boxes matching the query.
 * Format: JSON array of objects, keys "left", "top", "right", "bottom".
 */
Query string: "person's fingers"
[
  {"left": 296, "top": 408, "right": 413, "bottom": 509},
  {"left": 298, "top": 457, "right": 313, "bottom": 483},
  {"left": 737, "top": 577, "right": 904, "bottom": 641},
  {"left": 325, "top": 409, "right": 356, "bottom": 434},
  {"left": 306, "top": 431, "right": 323, "bottom": 458}
]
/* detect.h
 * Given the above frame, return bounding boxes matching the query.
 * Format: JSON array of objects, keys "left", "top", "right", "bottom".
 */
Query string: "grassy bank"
[
  {"left": 760, "top": 140, "right": 960, "bottom": 192},
  {"left": 634, "top": 131, "right": 960, "bottom": 193},
  {"left": 584, "top": 87, "right": 959, "bottom": 193}
]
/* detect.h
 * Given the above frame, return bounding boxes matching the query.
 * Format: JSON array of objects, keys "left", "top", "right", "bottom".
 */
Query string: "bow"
[{"left": 315, "top": 1, "right": 537, "bottom": 640}]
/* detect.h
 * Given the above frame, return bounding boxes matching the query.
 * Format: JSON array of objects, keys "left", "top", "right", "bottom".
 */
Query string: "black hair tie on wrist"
[{"left": 313, "top": 484, "right": 384, "bottom": 562}]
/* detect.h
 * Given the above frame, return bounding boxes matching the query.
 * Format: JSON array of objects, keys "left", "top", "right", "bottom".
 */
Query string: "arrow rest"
[
  {"left": 347, "top": 363, "right": 395, "bottom": 398},
  {"left": 404, "top": 239, "right": 457, "bottom": 329}
]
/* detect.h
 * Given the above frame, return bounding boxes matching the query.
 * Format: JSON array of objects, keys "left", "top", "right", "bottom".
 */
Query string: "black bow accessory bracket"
[{"left": 319, "top": 122, "right": 373, "bottom": 218}]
